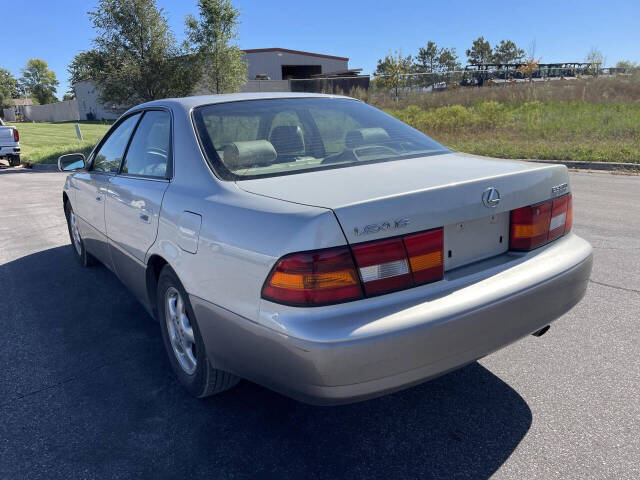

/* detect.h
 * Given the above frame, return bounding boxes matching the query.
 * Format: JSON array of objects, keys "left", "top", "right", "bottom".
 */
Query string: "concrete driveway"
[{"left": 1, "top": 166, "right": 638, "bottom": 479}]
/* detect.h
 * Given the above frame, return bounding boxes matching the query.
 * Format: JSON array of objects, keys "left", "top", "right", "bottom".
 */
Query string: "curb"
[
  {"left": 23, "top": 162, "right": 59, "bottom": 172},
  {"left": 525, "top": 159, "right": 640, "bottom": 172}
]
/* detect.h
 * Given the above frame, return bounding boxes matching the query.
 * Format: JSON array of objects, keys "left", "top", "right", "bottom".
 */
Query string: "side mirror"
[{"left": 58, "top": 153, "right": 86, "bottom": 172}]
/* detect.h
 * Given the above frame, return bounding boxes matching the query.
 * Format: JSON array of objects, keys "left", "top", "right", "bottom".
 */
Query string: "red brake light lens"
[
  {"left": 510, "top": 193, "right": 572, "bottom": 251},
  {"left": 403, "top": 228, "right": 444, "bottom": 285},
  {"left": 351, "top": 238, "right": 412, "bottom": 295},
  {"left": 262, "top": 246, "right": 363, "bottom": 306},
  {"left": 13, "top": 128, "right": 19, "bottom": 142}
]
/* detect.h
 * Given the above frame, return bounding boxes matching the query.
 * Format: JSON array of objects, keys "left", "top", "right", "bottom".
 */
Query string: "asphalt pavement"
[{"left": 0, "top": 164, "right": 638, "bottom": 479}]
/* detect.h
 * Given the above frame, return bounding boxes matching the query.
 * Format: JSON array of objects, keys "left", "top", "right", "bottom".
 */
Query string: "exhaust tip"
[{"left": 532, "top": 325, "right": 551, "bottom": 337}]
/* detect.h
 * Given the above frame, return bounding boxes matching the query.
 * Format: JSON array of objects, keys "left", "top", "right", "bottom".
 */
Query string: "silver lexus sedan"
[{"left": 59, "top": 93, "right": 593, "bottom": 405}]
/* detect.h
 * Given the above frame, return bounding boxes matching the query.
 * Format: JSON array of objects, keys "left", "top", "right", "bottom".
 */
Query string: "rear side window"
[
  {"left": 93, "top": 113, "right": 140, "bottom": 173},
  {"left": 121, "top": 110, "right": 171, "bottom": 178}
]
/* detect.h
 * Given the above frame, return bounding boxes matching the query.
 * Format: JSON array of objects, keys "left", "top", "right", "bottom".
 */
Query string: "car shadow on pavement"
[{"left": 1, "top": 245, "right": 532, "bottom": 480}]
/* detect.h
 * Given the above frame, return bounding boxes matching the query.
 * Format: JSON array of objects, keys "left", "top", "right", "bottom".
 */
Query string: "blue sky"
[{"left": 6, "top": 0, "right": 639, "bottom": 97}]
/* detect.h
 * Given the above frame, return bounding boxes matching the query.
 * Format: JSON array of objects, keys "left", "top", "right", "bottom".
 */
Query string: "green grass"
[
  {"left": 387, "top": 101, "right": 640, "bottom": 163},
  {"left": 8, "top": 121, "right": 111, "bottom": 164}
]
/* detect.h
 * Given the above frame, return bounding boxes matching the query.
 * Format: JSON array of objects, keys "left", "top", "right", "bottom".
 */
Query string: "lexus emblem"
[{"left": 482, "top": 187, "right": 501, "bottom": 208}]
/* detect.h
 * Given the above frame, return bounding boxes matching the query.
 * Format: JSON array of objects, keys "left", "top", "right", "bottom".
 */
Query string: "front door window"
[{"left": 93, "top": 113, "right": 141, "bottom": 173}]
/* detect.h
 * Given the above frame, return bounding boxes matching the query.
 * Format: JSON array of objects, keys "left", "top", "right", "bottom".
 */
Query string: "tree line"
[
  {"left": 374, "top": 37, "right": 529, "bottom": 95},
  {"left": 375, "top": 37, "right": 527, "bottom": 79},
  {"left": 1, "top": 0, "right": 247, "bottom": 111}
]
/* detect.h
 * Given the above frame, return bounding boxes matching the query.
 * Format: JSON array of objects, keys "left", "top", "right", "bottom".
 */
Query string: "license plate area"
[{"left": 443, "top": 212, "right": 510, "bottom": 271}]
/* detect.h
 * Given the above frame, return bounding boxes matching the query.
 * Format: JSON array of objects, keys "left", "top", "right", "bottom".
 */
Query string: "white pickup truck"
[{"left": 0, "top": 118, "right": 20, "bottom": 166}]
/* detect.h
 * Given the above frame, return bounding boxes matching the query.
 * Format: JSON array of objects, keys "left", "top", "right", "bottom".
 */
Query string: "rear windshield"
[{"left": 192, "top": 97, "right": 450, "bottom": 180}]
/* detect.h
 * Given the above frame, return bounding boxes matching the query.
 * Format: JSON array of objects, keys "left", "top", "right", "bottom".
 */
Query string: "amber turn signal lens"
[
  {"left": 269, "top": 270, "right": 358, "bottom": 290},
  {"left": 262, "top": 247, "right": 363, "bottom": 306}
]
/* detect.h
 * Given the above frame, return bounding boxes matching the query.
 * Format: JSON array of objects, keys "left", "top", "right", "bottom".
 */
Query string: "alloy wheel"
[
  {"left": 69, "top": 210, "right": 82, "bottom": 256},
  {"left": 164, "top": 286, "right": 197, "bottom": 375}
]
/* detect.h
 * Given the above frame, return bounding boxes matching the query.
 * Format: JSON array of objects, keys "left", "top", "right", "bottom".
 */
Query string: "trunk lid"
[{"left": 237, "top": 152, "right": 570, "bottom": 270}]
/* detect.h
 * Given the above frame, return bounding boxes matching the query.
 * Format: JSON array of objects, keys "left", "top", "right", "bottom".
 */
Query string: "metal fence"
[
  {"left": 240, "top": 80, "right": 290, "bottom": 93},
  {"left": 374, "top": 66, "right": 628, "bottom": 94},
  {"left": 290, "top": 76, "right": 371, "bottom": 94}
]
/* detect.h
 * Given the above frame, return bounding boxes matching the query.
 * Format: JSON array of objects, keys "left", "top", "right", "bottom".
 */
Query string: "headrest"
[
  {"left": 269, "top": 125, "right": 304, "bottom": 154},
  {"left": 345, "top": 127, "right": 391, "bottom": 149},
  {"left": 223, "top": 140, "right": 277, "bottom": 170}
]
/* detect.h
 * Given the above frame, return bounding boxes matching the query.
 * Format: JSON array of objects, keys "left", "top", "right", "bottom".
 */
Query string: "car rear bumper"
[
  {"left": 192, "top": 233, "right": 593, "bottom": 405},
  {"left": 0, "top": 145, "right": 20, "bottom": 156}
]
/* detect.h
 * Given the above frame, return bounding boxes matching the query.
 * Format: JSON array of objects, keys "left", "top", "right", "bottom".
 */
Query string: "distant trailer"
[{"left": 462, "top": 62, "right": 603, "bottom": 85}]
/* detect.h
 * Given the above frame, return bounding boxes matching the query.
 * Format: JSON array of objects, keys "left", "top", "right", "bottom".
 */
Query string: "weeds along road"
[{"left": 0, "top": 166, "right": 638, "bottom": 480}]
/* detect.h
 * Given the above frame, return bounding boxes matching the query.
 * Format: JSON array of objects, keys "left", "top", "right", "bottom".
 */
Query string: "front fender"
[{"left": 63, "top": 174, "right": 77, "bottom": 206}]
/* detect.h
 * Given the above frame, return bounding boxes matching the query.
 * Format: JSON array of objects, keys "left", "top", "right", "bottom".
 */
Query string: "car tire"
[
  {"left": 9, "top": 155, "right": 20, "bottom": 167},
  {"left": 157, "top": 265, "right": 240, "bottom": 398},
  {"left": 64, "top": 202, "right": 97, "bottom": 267}
]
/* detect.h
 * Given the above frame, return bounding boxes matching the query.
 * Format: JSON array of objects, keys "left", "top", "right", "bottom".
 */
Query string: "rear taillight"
[
  {"left": 351, "top": 238, "right": 411, "bottom": 295},
  {"left": 13, "top": 128, "right": 19, "bottom": 142},
  {"left": 403, "top": 228, "right": 444, "bottom": 285},
  {"left": 261, "top": 246, "right": 363, "bottom": 306},
  {"left": 510, "top": 201, "right": 551, "bottom": 250},
  {"left": 263, "top": 228, "right": 445, "bottom": 306},
  {"left": 510, "top": 193, "right": 572, "bottom": 251},
  {"left": 350, "top": 228, "right": 444, "bottom": 296}
]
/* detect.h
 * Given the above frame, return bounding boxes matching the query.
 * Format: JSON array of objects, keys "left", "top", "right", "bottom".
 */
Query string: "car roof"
[{"left": 126, "top": 92, "right": 355, "bottom": 115}]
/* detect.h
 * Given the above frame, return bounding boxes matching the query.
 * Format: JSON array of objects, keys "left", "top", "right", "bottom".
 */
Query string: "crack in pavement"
[
  {"left": 589, "top": 279, "right": 640, "bottom": 295},
  {"left": 2, "top": 352, "right": 152, "bottom": 408}
]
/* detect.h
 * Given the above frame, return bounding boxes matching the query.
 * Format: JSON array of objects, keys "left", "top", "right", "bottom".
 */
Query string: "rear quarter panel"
[{"left": 152, "top": 182, "right": 346, "bottom": 322}]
